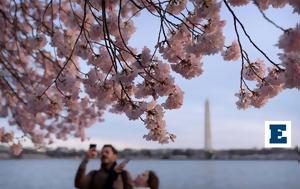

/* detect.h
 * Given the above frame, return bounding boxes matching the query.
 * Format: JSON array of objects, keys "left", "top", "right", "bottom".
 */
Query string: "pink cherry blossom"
[
  {"left": 0, "top": 127, "right": 4, "bottom": 141},
  {"left": 0, "top": 0, "right": 299, "bottom": 154},
  {"left": 196, "top": 30, "right": 225, "bottom": 55},
  {"left": 167, "top": 0, "right": 187, "bottom": 15},
  {"left": 289, "top": 0, "right": 300, "bottom": 14},
  {"left": 10, "top": 142, "right": 23, "bottom": 156},
  {"left": 1, "top": 132, "right": 14, "bottom": 143},
  {"left": 265, "top": 67, "right": 285, "bottom": 86},
  {"left": 270, "top": 0, "right": 289, "bottom": 8},
  {"left": 0, "top": 105, "right": 8, "bottom": 117},
  {"left": 89, "top": 24, "right": 104, "bottom": 41},
  {"left": 143, "top": 105, "right": 173, "bottom": 144},
  {"left": 278, "top": 24, "right": 300, "bottom": 53},
  {"left": 243, "top": 59, "right": 266, "bottom": 81},
  {"left": 222, "top": 40, "right": 241, "bottom": 61},
  {"left": 139, "top": 47, "right": 152, "bottom": 68},
  {"left": 250, "top": 91, "right": 269, "bottom": 108},
  {"left": 31, "top": 133, "right": 45, "bottom": 145},
  {"left": 235, "top": 89, "right": 252, "bottom": 109},
  {"left": 228, "top": 0, "right": 250, "bottom": 7},
  {"left": 256, "top": 80, "right": 283, "bottom": 98},
  {"left": 280, "top": 52, "right": 300, "bottom": 89},
  {"left": 171, "top": 57, "right": 204, "bottom": 79},
  {"left": 255, "top": 0, "right": 271, "bottom": 10},
  {"left": 162, "top": 86, "right": 184, "bottom": 110},
  {"left": 124, "top": 103, "right": 146, "bottom": 120}
]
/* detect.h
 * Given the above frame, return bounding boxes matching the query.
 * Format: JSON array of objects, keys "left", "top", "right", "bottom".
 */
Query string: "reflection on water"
[{"left": 0, "top": 160, "right": 299, "bottom": 189}]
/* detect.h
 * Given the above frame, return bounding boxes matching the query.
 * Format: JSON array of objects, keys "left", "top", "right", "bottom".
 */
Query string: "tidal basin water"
[{"left": 0, "top": 160, "right": 299, "bottom": 189}]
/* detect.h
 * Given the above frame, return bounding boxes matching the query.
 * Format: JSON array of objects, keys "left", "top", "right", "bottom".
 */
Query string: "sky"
[{"left": 2, "top": 2, "right": 300, "bottom": 151}]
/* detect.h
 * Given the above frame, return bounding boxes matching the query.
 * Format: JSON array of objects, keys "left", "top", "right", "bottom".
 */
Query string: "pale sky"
[{"left": 2, "top": 2, "right": 300, "bottom": 150}]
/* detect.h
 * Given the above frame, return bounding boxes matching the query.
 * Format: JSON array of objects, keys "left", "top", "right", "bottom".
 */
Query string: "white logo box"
[{"left": 264, "top": 121, "right": 291, "bottom": 148}]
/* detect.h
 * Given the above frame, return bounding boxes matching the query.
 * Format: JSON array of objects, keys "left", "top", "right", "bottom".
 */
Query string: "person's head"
[
  {"left": 134, "top": 170, "right": 159, "bottom": 189},
  {"left": 100, "top": 144, "right": 118, "bottom": 165}
]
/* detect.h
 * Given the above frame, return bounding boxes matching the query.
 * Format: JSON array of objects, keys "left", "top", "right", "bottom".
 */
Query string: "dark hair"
[
  {"left": 147, "top": 170, "right": 159, "bottom": 189},
  {"left": 102, "top": 144, "right": 118, "bottom": 155}
]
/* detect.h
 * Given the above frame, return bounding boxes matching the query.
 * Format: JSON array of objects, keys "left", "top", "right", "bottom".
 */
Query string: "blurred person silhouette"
[{"left": 74, "top": 144, "right": 133, "bottom": 189}]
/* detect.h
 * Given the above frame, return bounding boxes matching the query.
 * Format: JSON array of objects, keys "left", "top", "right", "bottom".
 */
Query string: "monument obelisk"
[{"left": 204, "top": 99, "right": 213, "bottom": 158}]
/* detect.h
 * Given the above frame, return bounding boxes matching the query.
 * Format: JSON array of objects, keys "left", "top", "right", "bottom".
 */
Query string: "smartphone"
[
  {"left": 121, "top": 159, "right": 130, "bottom": 165},
  {"left": 89, "top": 144, "right": 97, "bottom": 158}
]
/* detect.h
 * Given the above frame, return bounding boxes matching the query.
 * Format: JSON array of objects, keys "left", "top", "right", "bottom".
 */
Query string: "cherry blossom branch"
[
  {"left": 253, "top": 0, "right": 286, "bottom": 32},
  {"left": 39, "top": 0, "right": 88, "bottom": 98},
  {"left": 0, "top": 76, "right": 26, "bottom": 104},
  {"left": 1, "top": 0, "right": 299, "bottom": 151},
  {"left": 223, "top": 0, "right": 283, "bottom": 71}
]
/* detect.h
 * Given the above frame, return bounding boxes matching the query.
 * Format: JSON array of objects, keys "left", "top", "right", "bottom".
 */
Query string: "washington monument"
[{"left": 204, "top": 99, "right": 213, "bottom": 155}]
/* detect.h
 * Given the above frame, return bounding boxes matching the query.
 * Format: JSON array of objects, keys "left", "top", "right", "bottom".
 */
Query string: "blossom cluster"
[{"left": 0, "top": 0, "right": 299, "bottom": 154}]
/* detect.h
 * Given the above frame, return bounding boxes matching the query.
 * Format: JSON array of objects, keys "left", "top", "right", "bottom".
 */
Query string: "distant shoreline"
[
  {"left": 1, "top": 146, "right": 299, "bottom": 160},
  {"left": 0, "top": 159, "right": 299, "bottom": 162}
]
